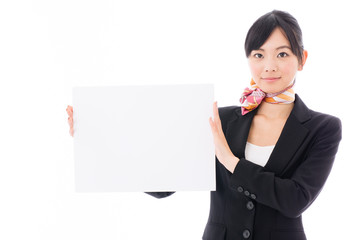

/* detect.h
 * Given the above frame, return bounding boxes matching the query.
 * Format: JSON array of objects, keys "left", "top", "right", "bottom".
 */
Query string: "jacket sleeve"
[
  {"left": 145, "top": 192, "right": 175, "bottom": 199},
  {"left": 229, "top": 117, "right": 342, "bottom": 218}
]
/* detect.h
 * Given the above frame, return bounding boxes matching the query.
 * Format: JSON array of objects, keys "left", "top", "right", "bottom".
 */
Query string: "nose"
[
  {"left": 264, "top": 59, "right": 277, "bottom": 72},
  {"left": 265, "top": 68, "right": 276, "bottom": 72}
]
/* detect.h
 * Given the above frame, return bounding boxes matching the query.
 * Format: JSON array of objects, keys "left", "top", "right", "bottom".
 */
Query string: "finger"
[
  {"left": 213, "top": 102, "right": 222, "bottom": 129},
  {"left": 68, "top": 117, "right": 73, "bottom": 127},
  {"left": 212, "top": 102, "right": 219, "bottom": 123},
  {"left": 209, "top": 117, "right": 215, "bottom": 132},
  {"left": 66, "top": 105, "right": 73, "bottom": 116},
  {"left": 209, "top": 117, "right": 218, "bottom": 137},
  {"left": 209, "top": 117, "right": 222, "bottom": 141},
  {"left": 69, "top": 128, "right": 74, "bottom": 137}
]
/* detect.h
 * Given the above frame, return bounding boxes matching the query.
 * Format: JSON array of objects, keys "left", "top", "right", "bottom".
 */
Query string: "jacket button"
[
  {"left": 250, "top": 194, "right": 257, "bottom": 200},
  {"left": 246, "top": 201, "right": 254, "bottom": 210},
  {"left": 243, "top": 229, "right": 251, "bottom": 239},
  {"left": 237, "top": 186, "right": 244, "bottom": 193},
  {"left": 244, "top": 190, "right": 250, "bottom": 196}
]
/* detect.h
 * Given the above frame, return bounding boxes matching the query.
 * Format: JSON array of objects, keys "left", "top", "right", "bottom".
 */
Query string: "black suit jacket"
[{"left": 149, "top": 95, "right": 342, "bottom": 240}]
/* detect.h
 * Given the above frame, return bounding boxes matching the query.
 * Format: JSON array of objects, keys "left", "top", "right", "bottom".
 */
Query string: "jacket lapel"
[
  {"left": 225, "top": 108, "right": 256, "bottom": 159},
  {"left": 264, "top": 114, "right": 308, "bottom": 175},
  {"left": 265, "top": 95, "right": 311, "bottom": 175},
  {"left": 224, "top": 95, "right": 311, "bottom": 176}
]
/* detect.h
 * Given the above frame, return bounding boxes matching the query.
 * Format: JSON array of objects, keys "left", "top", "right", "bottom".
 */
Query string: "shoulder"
[
  {"left": 218, "top": 105, "right": 241, "bottom": 121},
  {"left": 308, "top": 109, "right": 341, "bottom": 128},
  {"left": 306, "top": 109, "right": 342, "bottom": 141},
  {"left": 293, "top": 95, "right": 342, "bottom": 133}
]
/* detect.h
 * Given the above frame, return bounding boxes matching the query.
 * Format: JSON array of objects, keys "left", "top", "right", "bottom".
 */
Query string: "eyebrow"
[
  {"left": 256, "top": 45, "right": 292, "bottom": 51},
  {"left": 276, "top": 45, "right": 292, "bottom": 50}
]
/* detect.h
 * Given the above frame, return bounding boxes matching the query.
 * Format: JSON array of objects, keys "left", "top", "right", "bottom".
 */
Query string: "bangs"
[
  {"left": 245, "top": 14, "right": 278, "bottom": 57},
  {"left": 244, "top": 10, "right": 304, "bottom": 63}
]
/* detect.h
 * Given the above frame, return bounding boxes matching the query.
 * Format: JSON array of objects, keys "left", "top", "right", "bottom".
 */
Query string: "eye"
[
  {"left": 253, "top": 53, "right": 263, "bottom": 59},
  {"left": 277, "top": 52, "right": 289, "bottom": 58}
]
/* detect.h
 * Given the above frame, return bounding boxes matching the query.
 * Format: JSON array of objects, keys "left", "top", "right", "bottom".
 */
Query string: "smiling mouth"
[{"left": 261, "top": 77, "right": 281, "bottom": 81}]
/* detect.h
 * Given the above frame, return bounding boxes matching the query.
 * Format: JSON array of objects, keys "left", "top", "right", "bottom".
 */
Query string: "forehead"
[{"left": 258, "top": 28, "right": 291, "bottom": 50}]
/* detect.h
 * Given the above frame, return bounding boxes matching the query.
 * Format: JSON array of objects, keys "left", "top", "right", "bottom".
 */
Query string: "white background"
[{"left": 0, "top": 0, "right": 359, "bottom": 239}]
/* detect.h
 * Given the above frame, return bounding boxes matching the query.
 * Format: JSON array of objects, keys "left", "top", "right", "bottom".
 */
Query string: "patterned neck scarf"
[{"left": 239, "top": 79, "right": 295, "bottom": 115}]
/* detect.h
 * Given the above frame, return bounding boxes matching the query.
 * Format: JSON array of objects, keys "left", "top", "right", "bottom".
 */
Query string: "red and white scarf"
[{"left": 239, "top": 79, "right": 295, "bottom": 115}]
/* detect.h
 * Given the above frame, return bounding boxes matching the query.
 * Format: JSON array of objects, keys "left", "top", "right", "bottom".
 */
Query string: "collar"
[
  {"left": 226, "top": 94, "right": 312, "bottom": 175},
  {"left": 234, "top": 94, "right": 311, "bottom": 123}
]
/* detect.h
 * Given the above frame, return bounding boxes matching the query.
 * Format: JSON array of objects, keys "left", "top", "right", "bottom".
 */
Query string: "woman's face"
[{"left": 248, "top": 27, "right": 306, "bottom": 94}]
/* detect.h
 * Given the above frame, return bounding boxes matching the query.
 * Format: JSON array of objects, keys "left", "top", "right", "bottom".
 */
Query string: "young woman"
[{"left": 67, "top": 10, "right": 342, "bottom": 240}]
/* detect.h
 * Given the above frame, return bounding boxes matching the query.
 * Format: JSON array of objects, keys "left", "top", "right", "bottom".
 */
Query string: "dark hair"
[{"left": 245, "top": 10, "right": 304, "bottom": 64}]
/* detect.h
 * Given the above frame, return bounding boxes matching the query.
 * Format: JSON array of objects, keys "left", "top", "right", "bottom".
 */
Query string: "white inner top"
[{"left": 245, "top": 142, "right": 275, "bottom": 167}]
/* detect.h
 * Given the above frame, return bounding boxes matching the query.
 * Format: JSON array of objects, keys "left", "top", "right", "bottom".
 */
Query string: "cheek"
[
  {"left": 248, "top": 61, "right": 263, "bottom": 77},
  {"left": 280, "top": 61, "right": 299, "bottom": 76}
]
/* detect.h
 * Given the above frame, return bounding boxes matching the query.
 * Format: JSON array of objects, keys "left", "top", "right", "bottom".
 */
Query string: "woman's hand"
[
  {"left": 209, "top": 102, "right": 239, "bottom": 173},
  {"left": 66, "top": 105, "right": 74, "bottom": 137}
]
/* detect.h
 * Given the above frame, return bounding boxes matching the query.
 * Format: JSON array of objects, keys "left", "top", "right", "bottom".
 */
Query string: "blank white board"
[{"left": 73, "top": 84, "right": 215, "bottom": 192}]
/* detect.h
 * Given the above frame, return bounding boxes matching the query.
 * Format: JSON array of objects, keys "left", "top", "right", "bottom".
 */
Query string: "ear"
[{"left": 298, "top": 50, "right": 308, "bottom": 71}]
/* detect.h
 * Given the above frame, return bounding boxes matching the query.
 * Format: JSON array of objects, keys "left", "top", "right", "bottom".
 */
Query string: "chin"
[
  {"left": 258, "top": 84, "right": 284, "bottom": 94},
  {"left": 258, "top": 81, "right": 294, "bottom": 94}
]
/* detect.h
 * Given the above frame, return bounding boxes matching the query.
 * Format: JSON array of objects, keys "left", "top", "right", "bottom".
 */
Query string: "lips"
[{"left": 261, "top": 77, "right": 281, "bottom": 82}]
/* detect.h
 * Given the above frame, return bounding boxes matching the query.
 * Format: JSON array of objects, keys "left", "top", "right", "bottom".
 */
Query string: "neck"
[{"left": 257, "top": 102, "right": 294, "bottom": 119}]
